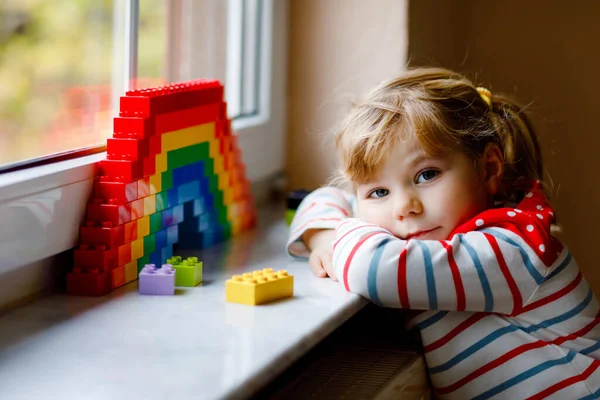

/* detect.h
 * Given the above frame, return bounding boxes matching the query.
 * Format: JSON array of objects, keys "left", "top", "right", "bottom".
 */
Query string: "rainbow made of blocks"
[{"left": 67, "top": 80, "right": 256, "bottom": 296}]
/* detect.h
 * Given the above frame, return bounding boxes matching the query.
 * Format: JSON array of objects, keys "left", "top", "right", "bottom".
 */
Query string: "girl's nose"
[{"left": 394, "top": 193, "right": 423, "bottom": 219}]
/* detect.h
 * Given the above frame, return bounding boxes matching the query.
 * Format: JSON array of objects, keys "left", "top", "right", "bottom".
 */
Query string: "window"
[{"left": 0, "top": 0, "right": 276, "bottom": 171}]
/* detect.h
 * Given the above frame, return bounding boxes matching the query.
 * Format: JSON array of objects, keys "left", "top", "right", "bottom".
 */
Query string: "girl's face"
[{"left": 355, "top": 140, "right": 493, "bottom": 241}]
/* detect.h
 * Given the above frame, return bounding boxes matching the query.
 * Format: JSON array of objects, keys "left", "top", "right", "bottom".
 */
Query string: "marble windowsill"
[{"left": 0, "top": 205, "right": 368, "bottom": 400}]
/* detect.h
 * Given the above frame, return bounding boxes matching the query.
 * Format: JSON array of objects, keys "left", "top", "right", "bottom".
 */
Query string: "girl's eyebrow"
[{"left": 408, "top": 154, "right": 436, "bottom": 167}]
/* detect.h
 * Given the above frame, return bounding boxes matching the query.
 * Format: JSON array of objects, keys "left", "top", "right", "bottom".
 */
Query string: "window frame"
[{"left": 0, "top": 0, "right": 288, "bottom": 304}]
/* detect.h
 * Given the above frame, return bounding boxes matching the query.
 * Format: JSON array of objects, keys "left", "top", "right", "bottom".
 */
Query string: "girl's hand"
[{"left": 302, "top": 229, "right": 338, "bottom": 280}]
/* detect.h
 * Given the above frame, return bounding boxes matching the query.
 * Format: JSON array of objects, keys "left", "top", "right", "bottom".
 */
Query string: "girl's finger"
[
  {"left": 309, "top": 254, "right": 327, "bottom": 278},
  {"left": 321, "top": 253, "right": 337, "bottom": 281}
]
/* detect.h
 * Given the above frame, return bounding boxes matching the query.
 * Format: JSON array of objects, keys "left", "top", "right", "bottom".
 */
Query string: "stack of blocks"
[{"left": 67, "top": 80, "right": 257, "bottom": 296}]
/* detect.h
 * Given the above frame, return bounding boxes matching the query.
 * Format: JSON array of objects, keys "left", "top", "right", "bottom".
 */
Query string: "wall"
[{"left": 285, "top": 0, "right": 408, "bottom": 190}]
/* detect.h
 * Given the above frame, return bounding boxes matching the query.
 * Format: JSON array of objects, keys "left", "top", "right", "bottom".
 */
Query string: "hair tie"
[{"left": 476, "top": 87, "right": 493, "bottom": 110}]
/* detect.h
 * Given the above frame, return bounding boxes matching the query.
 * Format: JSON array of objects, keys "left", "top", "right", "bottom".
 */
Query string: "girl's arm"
[
  {"left": 332, "top": 216, "right": 559, "bottom": 315},
  {"left": 286, "top": 187, "right": 356, "bottom": 259}
]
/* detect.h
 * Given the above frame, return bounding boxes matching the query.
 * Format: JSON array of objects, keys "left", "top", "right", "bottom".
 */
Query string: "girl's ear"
[{"left": 480, "top": 143, "right": 504, "bottom": 196}]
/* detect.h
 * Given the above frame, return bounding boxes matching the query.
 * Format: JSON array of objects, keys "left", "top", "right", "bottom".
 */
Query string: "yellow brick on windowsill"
[{"left": 226, "top": 269, "right": 294, "bottom": 305}]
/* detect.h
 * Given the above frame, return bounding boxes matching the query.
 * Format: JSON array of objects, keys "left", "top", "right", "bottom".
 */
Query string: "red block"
[
  {"left": 118, "top": 242, "right": 132, "bottom": 265},
  {"left": 100, "top": 159, "right": 143, "bottom": 181},
  {"left": 143, "top": 155, "right": 156, "bottom": 177},
  {"left": 113, "top": 116, "right": 155, "bottom": 139},
  {"left": 120, "top": 81, "right": 223, "bottom": 117},
  {"left": 130, "top": 198, "right": 145, "bottom": 220},
  {"left": 74, "top": 246, "right": 118, "bottom": 271},
  {"left": 124, "top": 220, "right": 138, "bottom": 243},
  {"left": 220, "top": 102, "right": 228, "bottom": 119},
  {"left": 107, "top": 137, "right": 150, "bottom": 161},
  {"left": 87, "top": 200, "right": 132, "bottom": 226},
  {"left": 220, "top": 136, "right": 231, "bottom": 154},
  {"left": 67, "top": 269, "right": 111, "bottom": 296},
  {"left": 149, "top": 134, "right": 162, "bottom": 156},
  {"left": 154, "top": 102, "right": 222, "bottom": 135},
  {"left": 93, "top": 177, "right": 138, "bottom": 203},
  {"left": 80, "top": 224, "right": 125, "bottom": 249},
  {"left": 137, "top": 177, "right": 151, "bottom": 198}
]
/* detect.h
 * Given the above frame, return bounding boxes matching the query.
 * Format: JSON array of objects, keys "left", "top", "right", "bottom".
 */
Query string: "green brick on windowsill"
[{"left": 167, "top": 256, "right": 203, "bottom": 287}]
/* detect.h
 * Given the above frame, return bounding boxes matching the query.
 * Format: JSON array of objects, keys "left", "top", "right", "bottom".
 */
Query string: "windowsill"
[
  {"left": 0, "top": 206, "right": 367, "bottom": 399},
  {"left": 0, "top": 153, "right": 104, "bottom": 204}
]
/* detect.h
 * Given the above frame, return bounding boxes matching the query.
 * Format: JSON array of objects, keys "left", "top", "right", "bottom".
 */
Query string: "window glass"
[{"left": 0, "top": 1, "right": 115, "bottom": 167}]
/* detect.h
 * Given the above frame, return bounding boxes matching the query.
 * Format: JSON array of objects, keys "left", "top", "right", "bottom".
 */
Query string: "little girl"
[{"left": 286, "top": 68, "right": 600, "bottom": 399}]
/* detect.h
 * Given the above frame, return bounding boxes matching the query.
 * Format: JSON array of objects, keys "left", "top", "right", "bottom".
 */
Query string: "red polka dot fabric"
[{"left": 450, "top": 181, "right": 562, "bottom": 267}]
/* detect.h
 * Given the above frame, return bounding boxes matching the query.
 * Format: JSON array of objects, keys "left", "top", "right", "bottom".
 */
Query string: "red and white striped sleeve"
[
  {"left": 331, "top": 208, "right": 560, "bottom": 314},
  {"left": 286, "top": 187, "right": 356, "bottom": 259}
]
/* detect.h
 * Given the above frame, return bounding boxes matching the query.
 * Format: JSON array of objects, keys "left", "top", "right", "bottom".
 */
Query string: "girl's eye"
[
  {"left": 369, "top": 188, "right": 389, "bottom": 198},
  {"left": 416, "top": 169, "right": 439, "bottom": 184}
]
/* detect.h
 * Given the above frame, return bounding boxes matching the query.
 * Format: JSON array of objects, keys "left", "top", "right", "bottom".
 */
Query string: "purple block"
[{"left": 139, "top": 264, "right": 175, "bottom": 295}]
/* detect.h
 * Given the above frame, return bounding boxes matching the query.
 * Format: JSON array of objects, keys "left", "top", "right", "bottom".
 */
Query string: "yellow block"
[
  {"left": 226, "top": 269, "right": 294, "bottom": 305},
  {"left": 137, "top": 216, "right": 150, "bottom": 238},
  {"left": 149, "top": 174, "right": 162, "bottom": 193},
  {"left": 125, "top": 260, "right": 138, "bottom": 283},
  {"left": 143, "top": 195, "right": 156, "bottom": 216},
  {"left": 231, "top": 219, "right": 242, "bottom": 235},
  {"left": 131, "top": 238, "right": 144, "bottom": 260}
]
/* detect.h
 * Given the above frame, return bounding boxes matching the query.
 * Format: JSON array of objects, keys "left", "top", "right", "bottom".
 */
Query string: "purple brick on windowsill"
[{"left": 139, "top": 264, "right": 175, "bottom": 295}]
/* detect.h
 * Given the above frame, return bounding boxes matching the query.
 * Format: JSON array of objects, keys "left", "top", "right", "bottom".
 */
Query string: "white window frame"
[{"left": 0, "top": 0, "right": 288, "bottom": 309}]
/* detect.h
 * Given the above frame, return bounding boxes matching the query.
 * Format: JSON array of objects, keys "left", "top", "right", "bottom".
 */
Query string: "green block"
[
  {"left": 150, "top": 213, "right": 162, "bottom": 233},
  {"left": 203, "top": 159, "right": 214, "bottom": 176},
  {"left": 285, "top": 209, "right": 296, "bottom": 226},
  {"left": 161, "top": 170, "right": 173, "bottom": 191},
  {"left": 166, "top": 256, "right": 182, "bottom": 266},
  {"left": 156, "top": 191, "right": 168, "bottom": 211},
  {"left": 137, "top": 254, "right": 151, "bottom": 273},
  {"left": 167, "top": 143, "right": 209, "bottom": 170},
  {"left": 209, "top": 176, "right": 219, "bottom": 193},
  {"left": 143, "top": 233, "right": 156, "bottom": 255},
  {"left": 221, "top": 222, "right": 232, "bottom": 240},
  {"left": 168, "top": 256, "right": 203, "bottom": 287}
]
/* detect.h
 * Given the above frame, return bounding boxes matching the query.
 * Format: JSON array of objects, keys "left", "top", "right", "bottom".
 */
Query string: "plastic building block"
[
  {"left": 286, "top": 189, "right": 312, "bottom": 226},
  {"left": 67, "top": 268, "right": 111, "bottom": 296},
  {"left": 226, "top": 269, "right": 294, "bottom": 305},
  {"left": 69, "top": 78, "right": 257, "bottom": 296},
  {"left": 167, "top": 256, "right": 203, "bottom": 286},
  {"left": 139, "top": 264, "right": 175, "bottom": 295}
]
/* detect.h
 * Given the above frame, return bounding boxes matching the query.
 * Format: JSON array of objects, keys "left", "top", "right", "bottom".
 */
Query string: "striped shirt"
[{"left": 287, "top": 183, "right": 600, "bottom": 399}]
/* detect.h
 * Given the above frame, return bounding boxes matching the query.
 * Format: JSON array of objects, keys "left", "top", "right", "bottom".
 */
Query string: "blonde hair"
[{"left": 332, "top": 67, "right": 550, "bottom": 204}]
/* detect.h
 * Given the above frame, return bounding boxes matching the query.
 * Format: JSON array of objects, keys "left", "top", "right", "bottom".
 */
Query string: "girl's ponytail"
[{"left": 489, "top": 94, "right": 550, "bottom": 201}]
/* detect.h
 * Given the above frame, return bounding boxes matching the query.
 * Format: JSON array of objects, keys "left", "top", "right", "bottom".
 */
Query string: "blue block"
[
  {"left": 167, "top": 188, "right": 179, "bottom": 207},
  {"left": 167, "top": 225, "right": 178, "bottom": 244},
  {"left": 161, "top": 245, "right": 173, "bottom": 262},
  {"left": 149, "top": 250, "right": 162, "bottom": 266},
  {"left": 155, "top": 228, "right": 168, "bottom": 249},
  {"left": 178, "top": 180, "right": 200, "bottom": 204},
  {"left": 162, "top": 208, "right": 174, "bottom": 227},
  {"left": 173, "top": 161, "right": 205, "bottom": 187},
  {"left": 194, "top": 197, "right": 205, "bottom": 216},
  {"left": 173, "top": 204, "right": 184, "bottom": 224},
  {"left": 203, "top": 193, "right": 214, "bottom": 209},
  {"left": 199, "top": 177, "right": 210, "bottom": 195}
]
